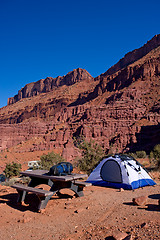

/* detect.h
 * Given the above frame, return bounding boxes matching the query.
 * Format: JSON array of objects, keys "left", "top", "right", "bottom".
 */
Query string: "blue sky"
[{"left": 0, "top": 0, "right": 159, "bottom": 108}]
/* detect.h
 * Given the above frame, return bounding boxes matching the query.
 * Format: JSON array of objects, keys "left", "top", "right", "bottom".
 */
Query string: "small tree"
[
  {"left": 77, "top": 139, "right": 105, "bottom": 174},
  {"left": 40, "top": 151, "right": 65, "bottom": 170},
  {"left": 4, "top": 162, "right": 21, "bottom": 179}
]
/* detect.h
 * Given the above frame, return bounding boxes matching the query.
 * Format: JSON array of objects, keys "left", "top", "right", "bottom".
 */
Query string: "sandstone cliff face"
[
  {"left": 8, "top": 68, "right": 94, "bottom": 105},
  {"left": 1, "top": 101, "right": 159, "bottom": 159},
  {"left": 70, "top": 46, "right": 160, "bottom": 110},
  {"left": 101, "top": 34, "right": 160, "bottom": 76},
  {"left": 0, "top": 35, "right": 160, "bottom": 160},
  {"left": 0, "top": 121, "right": 48, "bottom": 151}
]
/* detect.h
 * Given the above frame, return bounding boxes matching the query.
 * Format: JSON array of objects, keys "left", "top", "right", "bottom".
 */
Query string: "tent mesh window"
[{"left": 100, "top": 160, "right": 122, "bottom": 183}]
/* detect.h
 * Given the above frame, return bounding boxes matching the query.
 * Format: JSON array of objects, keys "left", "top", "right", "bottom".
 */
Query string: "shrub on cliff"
[
  {"left": 135, "top": 151, "right": 147, "bottom": 158},
  {"left": 128, "top": 151, "right": 147, "bottom": 159},
  {"left": 40, "top": 151, "right": 65, "bottom": 170},
  {"left": 149, "top": 144, "right": 160, "bottom": 167},
  {"left": 4, "top": 162, "right": 21, "bottom": 179},
  {"left": 76, "top": 138, "right": 105, "bottom": 174}
]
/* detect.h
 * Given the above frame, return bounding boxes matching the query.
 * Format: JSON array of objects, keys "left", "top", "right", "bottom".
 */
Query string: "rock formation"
[
  {"left": 0, "top": 34, "right": 160, "bottom": 160},
  {"left": 7, "top": 68, "right": 94, "bottom": 105},
  {"left": 100, "top": 34, "right": 160, "bottom": 76}
]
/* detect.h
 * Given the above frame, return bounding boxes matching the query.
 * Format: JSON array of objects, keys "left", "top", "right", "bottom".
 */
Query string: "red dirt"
[{"left": 0, "top": 175, "right": 159, "bottom": 240}]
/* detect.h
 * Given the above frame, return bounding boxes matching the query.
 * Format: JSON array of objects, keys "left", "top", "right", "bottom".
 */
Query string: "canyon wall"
[
  {"left": 0, "top": 35, "right": 160, "bottom": 161},
  {"left": 102, "top": 34, "right": 160, "bottom": 76}
]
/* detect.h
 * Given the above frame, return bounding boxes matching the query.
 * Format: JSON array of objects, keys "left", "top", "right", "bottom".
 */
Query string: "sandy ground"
[{"left": 0, "top": 175, "right": 159, "bottom": 240}]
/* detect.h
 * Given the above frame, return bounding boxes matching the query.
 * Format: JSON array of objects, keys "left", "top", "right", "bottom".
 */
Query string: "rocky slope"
[{"left": 0, "top": 34, "right": 160, "bottom": 161}]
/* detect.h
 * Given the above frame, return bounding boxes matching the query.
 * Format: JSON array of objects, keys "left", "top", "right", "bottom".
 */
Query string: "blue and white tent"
[{"left": 87, "top": 154, "right": 156, "bottom": 190}]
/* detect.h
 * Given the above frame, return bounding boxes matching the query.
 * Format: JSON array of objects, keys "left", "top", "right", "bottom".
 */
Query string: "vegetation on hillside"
[
  {"left": 40, "top": 151, "right": 65, "bottom": 170},
  {"left": 128, "top": 145, "right": 160, "bottom": 168},
  {"left": 149, "top": 144, "right": 160, "bottom": 167},
  {"left": 74, "top": 137, "right": 105, "bottom": 174},
  {"left": 75, "top": 137, "right": 160, "bottom": 173}
]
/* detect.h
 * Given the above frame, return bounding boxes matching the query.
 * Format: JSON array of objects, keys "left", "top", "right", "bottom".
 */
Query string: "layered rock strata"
[
  {"left": 8, "top": 68, "right": 94, "bottom": 105},
  {"left": 0, "top": 35, "right": 160, "bottom": 160}
]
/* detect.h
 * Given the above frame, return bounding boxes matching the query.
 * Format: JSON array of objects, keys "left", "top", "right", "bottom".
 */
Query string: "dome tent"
[{"left": 86, "top": 154, "right": 156, "bottom": 190}]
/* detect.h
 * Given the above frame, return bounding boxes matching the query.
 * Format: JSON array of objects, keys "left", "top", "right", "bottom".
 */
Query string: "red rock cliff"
[
  {"left": 102, "top": 34, "right": 160, "bottom": 76},
  {"left": 7, "top": 68, "right": 94, "bottom": 105},
  {"left": 0, "top": 35, "right": 160, "bottom": 160}
]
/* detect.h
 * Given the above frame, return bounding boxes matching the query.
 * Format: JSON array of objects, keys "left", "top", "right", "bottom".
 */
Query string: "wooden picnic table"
[{"left": 12, "top": 170, "right": 91, "bottom": 211}]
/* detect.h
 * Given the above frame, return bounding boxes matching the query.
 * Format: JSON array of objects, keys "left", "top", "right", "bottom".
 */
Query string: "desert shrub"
[
  {"left": 19, "top": 176, "right": 31, "bottom": 184},
  {"left": 128, "top": 152, "right": 137, "bottom": 159},
  {"left": 40, "top": 151, "right": 65, "bottom": 170},
  {"left": 149, "top": 151, "right": 154, "bottom": 161},
  {"left": 4, "top": 162, "right": 21, "bottom": 179},
  {"left": 149, "top": 144, "right": 160, "bottom": 167},
  {"left": 135, "top": 151, "right": 147, "bottom": 158},
  {"left": 76, "top": 138, "right": 105, "bottom": 174},
  {"left": 128, "top": 151, "right": 147, "bottom": 159}
]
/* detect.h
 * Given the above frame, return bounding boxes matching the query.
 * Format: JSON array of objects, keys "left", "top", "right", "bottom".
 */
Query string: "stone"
[
  {"left": 17, "top": 217, "right": 32, "bottom": 223},
  {"left": 74, "top": 208, "right": 84, "bottom": 214},
  {"left": 38, "top": 209, "right": 45, "bottom": 214},
  {"left": 141, "top": 222, "right": 147, "bottom": 228},
  {"left": 119, "top": 188, "right": 124, "bottom": 192},
  {"left": 132, "top": 196, "right": 148, "bottom": 206},
  {"left": 112, "top": 230, "right": 128, "bottom": 240},
  {"left": 64, "top": 203, "right": 74, "bottom": 210}
]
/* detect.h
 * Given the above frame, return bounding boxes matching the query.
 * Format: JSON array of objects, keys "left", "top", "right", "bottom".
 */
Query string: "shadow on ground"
[
  {"left": 123, "top": 201, "right": 135, "bottom": 206},
  {"left": 148, "top": 194, "right": 160, "bottom": 199},
  {"left": 0, "top": 193, "right": 39, "bottom": 212},
  {"left": 0, "top": 191, "right": 74, "bottom": 212}
]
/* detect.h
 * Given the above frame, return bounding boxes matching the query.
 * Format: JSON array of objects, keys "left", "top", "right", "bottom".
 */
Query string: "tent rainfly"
[{"left": 86, "top": 154, "right": 156, "bottom": 190}]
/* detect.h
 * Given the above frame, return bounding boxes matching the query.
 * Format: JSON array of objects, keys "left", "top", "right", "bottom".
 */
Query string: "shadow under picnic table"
[
  {"left": 0, "top": 189, "right": 76, "bottom": 212},
  {"left": 0, "top": 192, "right": 40, "bottom": 212}
]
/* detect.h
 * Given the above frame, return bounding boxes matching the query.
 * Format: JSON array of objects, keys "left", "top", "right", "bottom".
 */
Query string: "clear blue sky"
[{"left": 0, "top": 0, "right": 159, "bottom": 108}]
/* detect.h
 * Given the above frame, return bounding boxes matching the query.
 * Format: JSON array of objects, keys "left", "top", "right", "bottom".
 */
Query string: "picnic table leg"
[
  {"left": 70, "top": 183, "right": 84, "bottom": 197},
  {"left": 50, "top": 181, "right": 85, "bottom": 197},
  {"left": 50, "top": 181, "right": 70, "bottom": 193},
  {"left": 15, "top": 178, "right": 54, "bottom": 206},
  {"left": 16, "top": 190, "right": 27, "bottom": 204},
  {"left": 50, "top": 181, "right": 74, "bottom": 196},
  {"left": 37, "top": 194, "right": 54, "bottom": 210}
]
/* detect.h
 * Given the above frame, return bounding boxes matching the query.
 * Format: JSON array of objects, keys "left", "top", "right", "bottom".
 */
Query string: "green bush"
[
  {"left": 128, "top": 152, "right": 137, "bottom": 159},
  {"left": 149, "top": 151, "right": 154, "bottom": 160},
  {"left": 128, "top": 151, "right": 147, "bottom": 159},
  {"left": 135, "top": 151, "right": 147, "bottom": 158},
  {"left": 149, "top": 144, "right": 160, "bottom": 167},
  {"left": 4, "top": 162, "right": 21, "bottom": 179},
  {"left": 40, "top": 151, "right": 65, "bottom": 170},
  {"left": 76, "top": 139, "right": 105, "bottom": 174}
]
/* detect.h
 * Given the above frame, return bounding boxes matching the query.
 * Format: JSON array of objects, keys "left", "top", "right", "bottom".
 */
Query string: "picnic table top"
[{"left": 20, "top": 170, "right": 88, "bottom": 182}]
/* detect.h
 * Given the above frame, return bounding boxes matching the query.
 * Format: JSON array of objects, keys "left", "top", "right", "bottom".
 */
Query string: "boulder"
[{"left": 132, "top": 196, "right": 148, "bottom": 206}]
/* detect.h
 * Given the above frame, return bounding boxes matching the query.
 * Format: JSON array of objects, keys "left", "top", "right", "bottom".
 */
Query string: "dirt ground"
[{"left": 0, "top": 173, "right": 159, "bottom": 240}]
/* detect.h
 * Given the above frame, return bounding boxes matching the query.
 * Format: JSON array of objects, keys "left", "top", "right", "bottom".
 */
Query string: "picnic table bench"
[
  {"left": 11, "top": 170, "right": 91, "bottom": 211},
  {"left": 12, "top": 183, "right": 54, "bottom": 210}
]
